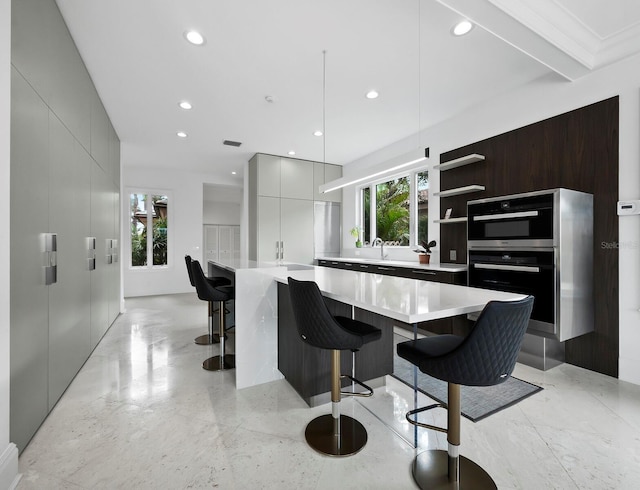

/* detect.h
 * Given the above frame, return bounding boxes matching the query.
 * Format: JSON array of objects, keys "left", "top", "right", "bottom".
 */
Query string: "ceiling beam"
[{"left": 436, "top": 0, "right": 592, "bottom": 81}]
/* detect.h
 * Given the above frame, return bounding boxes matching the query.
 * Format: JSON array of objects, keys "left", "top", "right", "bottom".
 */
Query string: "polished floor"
[{"left": 17, "top": 293, "right": 640, "bottom": 489}]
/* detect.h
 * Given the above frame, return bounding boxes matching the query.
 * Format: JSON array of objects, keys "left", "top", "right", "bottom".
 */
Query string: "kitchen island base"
[{"left": 277, "top": 282, "right": 394, "bottom": 406}]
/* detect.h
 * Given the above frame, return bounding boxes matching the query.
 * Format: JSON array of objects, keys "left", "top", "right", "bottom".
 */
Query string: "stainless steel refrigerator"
[{"left": 313, "top": 202, "right": 341, "bottom": 258}]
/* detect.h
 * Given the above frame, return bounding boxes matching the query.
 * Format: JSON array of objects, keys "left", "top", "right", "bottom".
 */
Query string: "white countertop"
[
  {"left": 271, "top": 266, "right": 524, "bottom": 324},
  {"left": 208, "top": 258, "right": 314, "bottom": 273},
  {"left": 315, "top": 256, "right": 467, "bottom": 273}
]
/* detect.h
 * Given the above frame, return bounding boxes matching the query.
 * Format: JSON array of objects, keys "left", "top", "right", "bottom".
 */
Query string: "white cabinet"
[
  {"left": 205, "top": 225, "right": 240, "bottom": 262},
  {"left": 257, "top": 196, "right": 281, "bottom": 262},
  {"left": 254, "top": 154, "right": 315, "bottom": 200},
  {"left": 280, "top": 199, "right": 314, "bottom": 264},
  {"left": 249, "top": 153, "right": 335, "bottom": 264},
  {"left": 281, "top": 158, "right": 314, "bottom": 199}
]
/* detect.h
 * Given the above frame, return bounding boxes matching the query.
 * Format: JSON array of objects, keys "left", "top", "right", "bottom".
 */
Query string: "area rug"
[{"left": 392, "top": 334, "right": 543, "bottom": 422}]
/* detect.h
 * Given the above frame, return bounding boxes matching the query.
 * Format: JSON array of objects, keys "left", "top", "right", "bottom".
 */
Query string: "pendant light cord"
[{"left": 323, "top": 49, "right": 327, "bottom": 164}]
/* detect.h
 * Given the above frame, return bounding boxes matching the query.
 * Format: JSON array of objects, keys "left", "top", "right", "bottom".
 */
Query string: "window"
[
  {"left": 359, "top": 169, "right": 429, "bottom": 247},
  {"left": 375, "top": 176, "right": 410, "bottom": 246},
  {"left": 130, "top": 192, "right": 169, "bottom": 267}
]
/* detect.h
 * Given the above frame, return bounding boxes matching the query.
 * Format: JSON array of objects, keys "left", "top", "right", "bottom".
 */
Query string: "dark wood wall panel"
[{"left": 439, "top": 97, "right": 619, "bottom": 377}]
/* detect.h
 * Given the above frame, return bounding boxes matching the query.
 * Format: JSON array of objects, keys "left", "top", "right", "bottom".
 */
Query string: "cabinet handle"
[
  {"left": 345, "top": 263, "right": 353, "bottom": 267},
  {"left": 280, "top": 241, "right": 284, "bottom": 260},
  {"left": 330, "top": 262, "right": 339, "bottom": 265},
  {"left": 412, "top": 270, "right": 437, "bottom": 275},
  {"left": 474, "top": 263, "right": 540, "bottom": 273},
  {"left": 359, "top": 264, "right": 369, "bottom": 268},
  {"left": 276, "top": 241, "right": 280, "bottom": 260},
  {"left": 377, "top": 266, "right": 395, "bottom": 271}
]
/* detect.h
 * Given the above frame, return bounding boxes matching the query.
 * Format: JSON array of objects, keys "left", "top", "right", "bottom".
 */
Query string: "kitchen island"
[{"left": 208, "top": 259, "right": 525, "bottom": 398}]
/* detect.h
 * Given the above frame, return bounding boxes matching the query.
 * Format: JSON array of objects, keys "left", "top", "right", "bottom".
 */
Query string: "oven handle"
[
  {"left": 472, "top": 210, "right": 539, "bottom": 221},
  {"left": 473, "top": 263, "right": 540, "bottom": 273}
]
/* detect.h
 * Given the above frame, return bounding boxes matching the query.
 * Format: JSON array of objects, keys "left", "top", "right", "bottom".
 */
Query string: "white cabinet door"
[
  {"left": 204, "top": 225, "right": 219, "bottom": 262},
  {"left": 256, "top": 154, "right": 281, "bottom": 197},
  {"left": 281, "top": 157, "right": 314, "bottom": 200},
  {"left": 218, "top": 225, "right": 234, "bottom": 260},
  {"left": 257, "top": 196, "right": 281, "bottom": 263},
  {"left": 281, "top": 198, "right": 314, "bottom": 264}
]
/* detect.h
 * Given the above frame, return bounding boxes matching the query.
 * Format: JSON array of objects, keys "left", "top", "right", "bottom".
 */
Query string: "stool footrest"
[
  {"left": 340, "top": 375, "right": 374, "bottom": 397},
  {"left": 406, "top": 404, "right": 448, "bottom": 434}
]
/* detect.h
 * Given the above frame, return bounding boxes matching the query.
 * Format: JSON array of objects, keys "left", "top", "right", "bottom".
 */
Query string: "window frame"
[
  {"left": 128, "top": 189, "right": 172, "bottom": 270},
  {"left": 357, "top": 166, "right": 429, "bottom": 248}
]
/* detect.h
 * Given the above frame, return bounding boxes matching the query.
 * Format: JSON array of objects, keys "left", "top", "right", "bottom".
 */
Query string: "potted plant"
[
  {"left": 350, "top": 226, "right": 363, "bottom": 248},
  {"left": 414, "top": 239, "right": 436, "bottom": 264}
]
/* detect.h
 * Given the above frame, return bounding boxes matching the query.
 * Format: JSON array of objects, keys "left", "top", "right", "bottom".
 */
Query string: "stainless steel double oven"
[{"left": 467, "top": 188, "right": 594, "bottom": 344}]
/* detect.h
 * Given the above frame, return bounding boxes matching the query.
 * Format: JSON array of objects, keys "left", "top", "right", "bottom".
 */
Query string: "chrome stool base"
[
  {"left": 412, "top": 450, "right": 497, "bottom": 490},
  {"left": 194, "top": 333, "right": 221, "bottom": 345},
  {"left": 305, "top": 414, "right": 367, "bottom": 457},
  {"left": 202, "top": 354, "right": 235, "bottom": 371}
]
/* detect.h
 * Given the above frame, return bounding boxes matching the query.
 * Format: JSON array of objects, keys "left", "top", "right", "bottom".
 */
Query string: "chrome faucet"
[{"left": 372, "top": 237, "right": 385, "bottom": 259}]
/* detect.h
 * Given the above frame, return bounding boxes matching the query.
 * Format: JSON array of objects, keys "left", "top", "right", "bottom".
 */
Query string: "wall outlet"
[{"left": 449, "top": 249, "right": 457, "bottom": 261}]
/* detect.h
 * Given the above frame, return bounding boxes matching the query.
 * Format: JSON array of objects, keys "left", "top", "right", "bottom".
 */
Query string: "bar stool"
[
  {"left": 185, "top": 255, "right": 230, "bottom": 345},
  {"left": 191, "top": 259, "right": 235, "bottom": 371},
  {"left": 396, "top": 296, "right": 534, "bottom": 490},
  {"left": 287, "top": 277, "right": 382, "bottom": 456}
]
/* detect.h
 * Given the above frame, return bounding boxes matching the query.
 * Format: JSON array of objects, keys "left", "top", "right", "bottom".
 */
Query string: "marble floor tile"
[{"left": 16, "top": 293, "right": 640, "bottom": 489}]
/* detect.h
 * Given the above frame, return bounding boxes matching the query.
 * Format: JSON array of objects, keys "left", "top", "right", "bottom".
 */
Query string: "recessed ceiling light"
[
  {"left": 365, "top": 90, "right": 379, "bottom": 99},
  {"left": 184, "top": 30, "right": 205, "bottom": 45},
  {"left": 177, "top": 131, "right": 188, "bottom": 138},
  {"left": 452, "top": 20, "right": 473, "bottom": 36},
  {"left": 313, "top": 130, "right": 323, "bottom": 137},
  {"left": 179, "top": 101, "right": 192, "bottom": 110},
  {"left": 232, "top": 171, "right": 237, "bottom": 175},
  {"left": 288, "top": 151, "right": 296, "bottom": 156}
]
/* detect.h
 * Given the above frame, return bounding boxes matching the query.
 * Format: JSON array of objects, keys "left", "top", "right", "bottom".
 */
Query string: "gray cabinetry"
[
  {"left": 9, "top": 68, "right": 51, "bottom": 452},
  {"left": 250, "top": 154, "right": 331, "bottom": 264},
  {"left": 9, "top": 0, "right": 121, "bottom": 452},
  {"left": 48, "top": 113, "right": 92, "bottom": 409}
]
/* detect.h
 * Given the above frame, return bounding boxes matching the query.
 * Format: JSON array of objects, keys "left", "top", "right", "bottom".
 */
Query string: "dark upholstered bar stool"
[
  {"left": 191, "top": 260, "right": 235, "bottom": 371},
  {"left": 397, "top": 296, "right": 534, "bottom": 490},
  {"left": 185, "top": 255, "right": 230, "bottom": 345},
  {"left": 287, "top": 277, "right": 382, "bottom": 456}
]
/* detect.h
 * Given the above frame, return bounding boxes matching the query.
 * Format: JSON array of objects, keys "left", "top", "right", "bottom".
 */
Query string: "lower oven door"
[{"left": 468, "top": 249, "right": 556, "bottom": 336}]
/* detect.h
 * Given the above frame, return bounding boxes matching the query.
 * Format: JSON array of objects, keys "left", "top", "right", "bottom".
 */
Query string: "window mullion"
[{"left": 146, "top": 194, "right": 153, "bottom": 268}]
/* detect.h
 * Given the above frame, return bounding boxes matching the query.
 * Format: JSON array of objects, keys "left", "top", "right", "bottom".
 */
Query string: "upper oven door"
[{"left": 468, "top": 192, "right": 555, "bottom": 248}]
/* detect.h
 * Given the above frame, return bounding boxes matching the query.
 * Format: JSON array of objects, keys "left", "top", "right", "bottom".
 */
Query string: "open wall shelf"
[
  {"left": 434, "top": 217, "right": 467, "bottom": 224},
  {"left": 434, "top": 185, "right": 485, "bottom": 197},
  {"left": 435, "top": 153, "right": 485, "bottom": 171}
]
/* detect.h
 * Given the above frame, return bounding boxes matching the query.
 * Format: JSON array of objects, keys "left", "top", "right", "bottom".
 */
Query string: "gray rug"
[{"left": 393, "top": 334, "right": 543, "bottom": 422}]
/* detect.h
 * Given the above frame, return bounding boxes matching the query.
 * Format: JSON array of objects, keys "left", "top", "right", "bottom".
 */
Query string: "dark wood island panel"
[{"left": 277, "top": 282, "right": 394, "bottom": 405}]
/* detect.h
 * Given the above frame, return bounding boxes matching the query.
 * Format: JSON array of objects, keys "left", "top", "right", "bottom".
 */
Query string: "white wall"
[
  {"left": 203, "top": 200, "right": 241, "bottom": 225},
  {"left": 0, "top": 0, "right": 19, "bottom": 486},
  {"left": 122, "top": 164, "right": 239, "bottom": 297},
  {"left": 343, "top": 58, "right": 640, "bottom": 385}
]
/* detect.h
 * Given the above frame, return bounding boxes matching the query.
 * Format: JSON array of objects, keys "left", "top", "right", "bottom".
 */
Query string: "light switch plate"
[{"left": 450, "top": 250, "right": 457, "bottom": 261}]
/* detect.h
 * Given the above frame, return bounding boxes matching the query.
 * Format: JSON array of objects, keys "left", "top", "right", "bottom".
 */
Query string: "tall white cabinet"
[
  {"left": 10, "top": 0, "right": 121, "bottom": 452},
  {"left": 248, "top": 154, "right": 341, "bottom": 264}
]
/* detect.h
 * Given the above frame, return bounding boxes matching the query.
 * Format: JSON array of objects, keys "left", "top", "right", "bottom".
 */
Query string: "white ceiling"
[{"left": 55, "top": 0, "right": 640, "bottom": 183}]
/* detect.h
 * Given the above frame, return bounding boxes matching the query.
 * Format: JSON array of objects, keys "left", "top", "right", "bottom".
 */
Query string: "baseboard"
[{"left": 0, "top": 443, "right": 20, "bottom": 490}]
